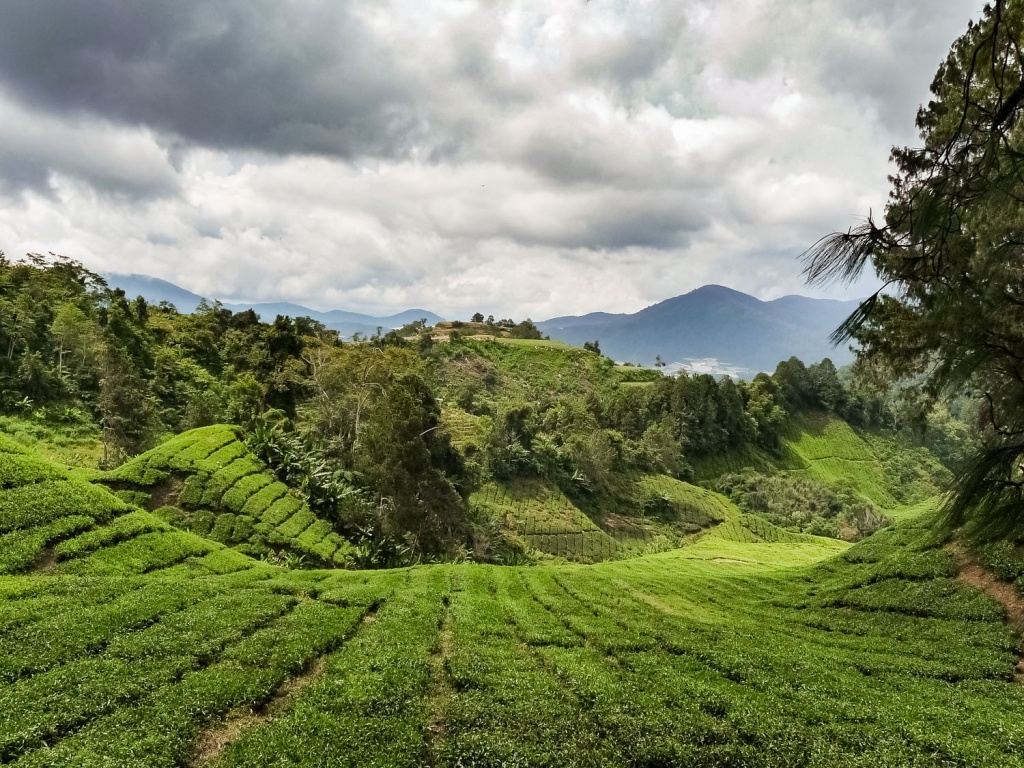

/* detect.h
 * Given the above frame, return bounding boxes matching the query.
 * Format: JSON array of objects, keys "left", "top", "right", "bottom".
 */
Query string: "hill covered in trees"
[{"left": 1, "top": 253, "right": 969, "bottom": 564}]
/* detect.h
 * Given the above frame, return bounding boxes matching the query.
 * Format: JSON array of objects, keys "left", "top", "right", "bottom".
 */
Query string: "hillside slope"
[
  {"left": 86, "top": 425, "right": 353, "bottom": 567},
  {"left": 0, "top": 432, "right": 257, "bottom": 577},
  {"left": 0, "top": 459, "right": 1022, "bottom": 766}
]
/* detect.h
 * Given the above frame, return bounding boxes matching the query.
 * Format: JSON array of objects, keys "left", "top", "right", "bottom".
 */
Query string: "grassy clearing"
[
  {"left": 492, "top": 337, "right": 578, "bottom": 350},
  {"left": 437, "top": 338, "right": 625, "bottom": 402},
  {"left": 0, "top": 415, "right": 104, "bottom": 469}
]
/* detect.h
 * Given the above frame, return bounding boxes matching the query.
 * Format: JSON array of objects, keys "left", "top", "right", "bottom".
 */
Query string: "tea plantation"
[
  {"left": 82, "top": 425, "right": 353, "bottom": 567},
  {"left": 2, "top": 429, "right": 1024, "bottom": 767}
]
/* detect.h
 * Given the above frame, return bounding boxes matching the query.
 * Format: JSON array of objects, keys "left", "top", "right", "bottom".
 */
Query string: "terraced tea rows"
[
  {"left": 3, "top": 503, "right": 1022, "bottom": 766},
  {"left": 783, "top": 415, "right": 899, "bottom": 507},
  {"left": 470, "top": 478, "right": 620, "bottom": 561},
  {"left": 90, "top": 426, "right": 352, "bottom": 566},
  {"left": 470, "top": 475, "right": 734, "bottom": 562},
  {"left": 5, "top": 432, "right": 1024, "bottom": 766}
]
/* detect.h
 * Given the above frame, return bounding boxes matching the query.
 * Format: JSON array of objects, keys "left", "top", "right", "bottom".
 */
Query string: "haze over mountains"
[
  {"left": 537, "top": 285, "right": 858, "bottom": 374},
  {"left": 105, "top": 274, "right": 858, "bottom": 376},
  {"left": 104, "top": 274, "right": 444, "bottom": 340}
]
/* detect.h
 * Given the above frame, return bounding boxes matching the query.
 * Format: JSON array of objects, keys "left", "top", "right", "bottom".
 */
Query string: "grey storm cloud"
[
  {"left": 0, "top": 97, "right": 180, "bottom": 198},
  {"left": 0, "top": 1, "right": 437, "bottom": 160},
  {"left": 0, "top": 0, "right": 992, "bottom": 319}
]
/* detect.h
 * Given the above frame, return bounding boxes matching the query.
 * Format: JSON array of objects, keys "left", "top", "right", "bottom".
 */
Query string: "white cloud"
[{"left": 0, "top": 0, "right": 986, "bottom": 319}]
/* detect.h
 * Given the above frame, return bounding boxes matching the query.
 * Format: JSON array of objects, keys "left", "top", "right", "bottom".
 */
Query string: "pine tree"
[{"left": 803, "top": 0, "right": 1024, "bottom": 529}]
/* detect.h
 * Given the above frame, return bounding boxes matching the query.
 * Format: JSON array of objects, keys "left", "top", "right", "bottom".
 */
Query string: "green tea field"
[{"left": 2, "top": 431, "right": 1024, "bottom": 767}]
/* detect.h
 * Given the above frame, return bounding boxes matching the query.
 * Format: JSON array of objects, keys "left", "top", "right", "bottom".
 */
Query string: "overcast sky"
[{"left": 0, "top": 0, "right": 984, "bottom": 319}]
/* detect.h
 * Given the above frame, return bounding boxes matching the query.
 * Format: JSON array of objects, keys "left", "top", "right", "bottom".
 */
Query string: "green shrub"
[
  {"left": 276, "top": 508, "right": 316, "bottom": 539},
  {"left": 0, "top": 434, "right": 29, "bottom": 455},
  {"left": 311, "top": 537, "right": 339, "bottom": 562},
  {"left": 0, "top": 515, "right": 94, "bottom": 574},
  {"left": 296, "top": 519, "right": 333, "bottom": 551},
  {"left": 59, "top": 530, "right": 218, "bottom": 576},
  {"left": 152, "top": 505, "right": 187, "bottom": 526},
  {"left": 974, "top": 540, "right": 1024, "bottom": 583},
  {"left": 190, "top": 510, "right": 216, "bottom": 536},
  {"left": 836, "top": 578, "right": 1005, "bottom": 621},
  {"left": 0, "top": 480, "right": 127, "bottom": 533},
  {"left": 0, "top": 453, "right": 68, "bottom": 488},
  {"left": 262, "top": 495, "right": 302, "bottom": 526},
  {"left": 200, "top": 458, "right": 263, "bottom": 507},
  {"left": 204, "top": 441, "right": 249, "bottom": 470},
  {"left": 221, "top": 473, "right": 272, "bottom": 513},
  {"left": 209, "top": 513, "right": 237, "bottom": 544},
  {"left": 859, "top": 549, "right": 958, "bottom": 584},
  {"left": 232, "top": 515, "right": 256, "bottom": 543},
  {"left": 188, "top": 548, "right": 260, "bottom": 574},
  {"left": 54, "top": 511, "right": 168, "bottom": 561},
  {"left": 177, "top": 473, "right": 208, "bottom": 508},
  {"left": 166, "top": 426, "right": 239, "bottom": 468},
  {"left": 239, "top": 481, "right": 287, "bottom": 518},
  {"left": 711, "top": 519, "right": 760, "bottom": 543},
  {"left": 110, "top": 489, "right": 151, "bottom": 508}
]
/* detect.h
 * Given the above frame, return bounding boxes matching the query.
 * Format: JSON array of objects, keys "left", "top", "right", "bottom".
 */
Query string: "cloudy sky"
[{"left": 0, "top": 0, "right": 983, "bottom": 319}]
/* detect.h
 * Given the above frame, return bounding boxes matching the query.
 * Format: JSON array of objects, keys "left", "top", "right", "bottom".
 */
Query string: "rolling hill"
[
  {"left": 104, "top": 274, "right": 857, "bottom": 374},
  {"left": 2, "top": 430, "right": 1024, "bottom": 766}
]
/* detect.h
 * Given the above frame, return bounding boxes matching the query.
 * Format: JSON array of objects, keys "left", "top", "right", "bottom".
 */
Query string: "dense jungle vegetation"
[{"left": 0, "top": 252, "right": 970, "bottom": 564}]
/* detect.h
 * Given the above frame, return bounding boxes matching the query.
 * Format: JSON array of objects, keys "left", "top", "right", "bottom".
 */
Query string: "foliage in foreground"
[
  {"left": 0, "top": 480, "right": 1022, "bottom": 766},
  {"left": 802, "top": 0, "right": 1024, "bottom": 533}
]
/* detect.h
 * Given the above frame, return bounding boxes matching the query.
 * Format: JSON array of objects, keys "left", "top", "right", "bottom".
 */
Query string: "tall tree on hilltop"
[{"left": 803, "top": 0, "right": 1024, "bottom": 529}]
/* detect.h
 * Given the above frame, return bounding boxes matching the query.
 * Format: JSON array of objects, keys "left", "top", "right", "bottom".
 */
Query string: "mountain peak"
[
  {"left": 687, "top": 284, "right": 751, "bottom": 298},
  {"left": 536, "top": 285, "right": 858, "bottom": 375}
]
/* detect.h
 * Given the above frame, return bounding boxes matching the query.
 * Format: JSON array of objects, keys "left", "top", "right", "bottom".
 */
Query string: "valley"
[
  {"left": 1, "top": 256, "right": 1023, "bottom": 766},
  {"left": 2, "top": 425, "right": 1023, "bottom": 766}
]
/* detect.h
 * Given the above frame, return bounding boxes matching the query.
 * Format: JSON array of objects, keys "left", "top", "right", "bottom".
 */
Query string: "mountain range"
[
  {"left": 536, "top": 285, "right": 858, "bottom": 374},
  {"left": 104, "top": 274, "right": 859, "bottom": 376},
  {"left": 103, "top": 274, "right": 444, "bottom": 339}
]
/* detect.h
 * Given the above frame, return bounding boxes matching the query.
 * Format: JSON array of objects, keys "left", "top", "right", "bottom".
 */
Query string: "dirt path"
[
  {"left": 948, "top": 541, "right": 1024, "bottom": 682},
  {"left": 190, "top": 656, "right": 329, "bottom": 767},
  {"left": 424, "top": 595, "right": 454, "bottom": 767},
  {"left": 190, "top": 604, "right": 382, "bottom": 768}
]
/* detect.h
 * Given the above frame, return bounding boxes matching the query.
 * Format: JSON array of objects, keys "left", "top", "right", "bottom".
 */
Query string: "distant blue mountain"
[
  {"left": 537, "top": 285, "right": 859, "bottom": 375},
  {"left": 104, "top": 274, "right": 856, "bottom": 373},
  {"left": 103, "top": 273, "right": 444, "bottom": 337},
  {"left": 102, "top": 274, "right": 208, "bottom": 312}
]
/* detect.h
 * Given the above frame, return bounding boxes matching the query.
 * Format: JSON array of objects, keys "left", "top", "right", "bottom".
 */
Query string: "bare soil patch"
[
  {"left": 31, "top": 547, "right": 57, "bottom": 573},
  {"left": 190, "top": 657, "right": 329, "bottom": 768},
  {"left": 149, "top": 474, "right": 185, "bottom": 509},
  {"left": 949, "top": 541, "right": 1024, "bottom": 682},
  {"left": 425, "top": 598, "right": 454, "bottom": 767},
  {"left": 190, "top": 601, "right": 383, "bottom": 767}
]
